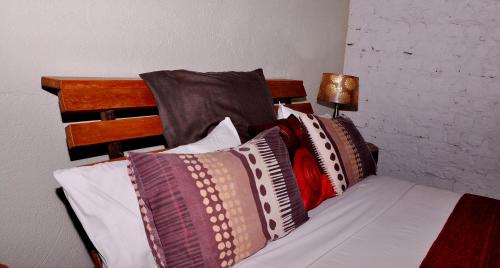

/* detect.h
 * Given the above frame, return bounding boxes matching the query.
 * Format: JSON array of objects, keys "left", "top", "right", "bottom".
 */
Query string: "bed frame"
[
  {"left": 42, "top": 76, "right": 378, "bottom": 267},
  {"left": 41, "top": 76, "right": 316, "bottom": 267}
]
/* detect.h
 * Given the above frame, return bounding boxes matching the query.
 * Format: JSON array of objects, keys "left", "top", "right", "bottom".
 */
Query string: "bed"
[{"left": 42, "top": 74, "right": 499, "bottom": 268}]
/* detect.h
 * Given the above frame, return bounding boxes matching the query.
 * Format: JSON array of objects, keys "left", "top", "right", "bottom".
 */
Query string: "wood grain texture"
[
  {"left": 65, "top": 103, "right": 313, "bottom": 149},
  {"left": 42, "top": 76, "right": 306, "bottom": 112},
  {"left": 65, "top": 116, "right": 163, "bottom": 149},
  {"left": 280, "top": 102, "right": 313, "bottom": 114},
  {"left": 266, "top": 79, "right": 307, "bottom": 99}
]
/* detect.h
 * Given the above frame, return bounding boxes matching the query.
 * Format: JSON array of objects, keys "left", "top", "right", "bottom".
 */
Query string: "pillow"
[
  {"left": 140, "top": 68, "right": 277, "bottom": 147},
  {"left": 127, "top": 127, "right": 308, "bottom": 268},
  {"left": 248, "top": 115, "right": 304, "bottom": 162},
  {"left": 277, "top": 103, "right": 306, "bottom": 120},
  {"left": 299, "top": 114, "right": 377, "bottom": 195},
  {"left": 54, "top": 117, "right": 241, "bottom": 268},
  {"left": 249, "top": 116, "right": 335, "bottom": 210}
]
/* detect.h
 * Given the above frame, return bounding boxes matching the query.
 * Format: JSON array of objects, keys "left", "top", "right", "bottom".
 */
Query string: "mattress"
[{"left": 237, "top": 175, "right": 461, "bottom": 268}]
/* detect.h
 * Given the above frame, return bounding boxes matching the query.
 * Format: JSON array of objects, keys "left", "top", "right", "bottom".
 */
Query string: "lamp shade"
[{"left": 317, "top": 73, "right": 359, "bottom": 109}]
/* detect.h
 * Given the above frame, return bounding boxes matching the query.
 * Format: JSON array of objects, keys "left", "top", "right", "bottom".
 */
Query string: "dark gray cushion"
[{"left": 140, "top": 69, "right": 276, "bottom": 147}]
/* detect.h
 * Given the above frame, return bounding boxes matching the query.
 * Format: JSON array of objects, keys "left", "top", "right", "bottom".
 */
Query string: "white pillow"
[
  {"left": 54, "top": 117, "right": 241, "bottom": 268},
  {"left": 277, "top": 103, "right": 306, "bottom": 119}
]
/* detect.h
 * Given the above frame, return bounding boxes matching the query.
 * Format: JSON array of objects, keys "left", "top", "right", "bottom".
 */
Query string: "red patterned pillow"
[
  {"left": 249, "top": 115, "right": 334, "bottom": 210},
  {"left": 293, "top": 147, "right": 335, "bottom": 209},
  {"left": 127, "top": 127, "right": 308, "bottom": 268},
  {"left": 248, "top": 115, "right": 304, "bottom": 163},
  {"left": 299, "top": 114, "right": 377, "bottom": 195}
]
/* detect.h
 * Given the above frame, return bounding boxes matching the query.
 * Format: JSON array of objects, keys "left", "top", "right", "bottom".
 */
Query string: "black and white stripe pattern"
[
  {"left": 255, "top": 139, "right": 296, "bottom": 233},
  {"left": 299, "top": 114, "right": 347, "bottom": 195},
  {"left": 236, "top": 127, "right": 308, "bottom": 239}
]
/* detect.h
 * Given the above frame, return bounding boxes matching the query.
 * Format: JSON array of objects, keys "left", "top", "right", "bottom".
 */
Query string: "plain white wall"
[
  {"left": 344, "top": 0, "right": 500, "bottom": 198},
  {"left": 0, "top": 0, "right": 349, "bottom": 266}
]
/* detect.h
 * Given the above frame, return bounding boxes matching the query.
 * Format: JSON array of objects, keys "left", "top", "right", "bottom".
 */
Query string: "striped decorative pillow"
[
  {"left": 249, "top": 115, "right": 336, "bottom": 210},
  {"left": 299, "top": 114, "right": 377, "bottom": 195},
  {"left": 127, "top": 127, "right": 308, "bottom": 268}
]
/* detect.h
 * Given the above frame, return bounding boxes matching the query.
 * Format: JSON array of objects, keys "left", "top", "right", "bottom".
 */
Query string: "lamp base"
[{"left": 333, "top": 103, "right": 340, "bottom": 118}]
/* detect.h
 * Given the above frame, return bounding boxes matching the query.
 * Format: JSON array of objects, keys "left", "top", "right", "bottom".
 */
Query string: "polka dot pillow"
[
  {"left": 299, "top": 114, "right": 377, "bottom": 195},
  {"left": 127, "top": 127, "right": 308, "bottom": 268}
]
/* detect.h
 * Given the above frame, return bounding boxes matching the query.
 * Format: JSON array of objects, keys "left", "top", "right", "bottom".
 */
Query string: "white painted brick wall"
[{"left": 344, "top": 0, "right": 500, "bottom": 198}]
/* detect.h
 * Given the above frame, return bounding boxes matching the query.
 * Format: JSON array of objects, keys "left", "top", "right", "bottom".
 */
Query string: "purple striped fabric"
[
  {"left": 128, "top": 127, "right": 308, "bottom": 268},
  {"left": 299, "top": 114, "right": 377, "bottom": 194}
]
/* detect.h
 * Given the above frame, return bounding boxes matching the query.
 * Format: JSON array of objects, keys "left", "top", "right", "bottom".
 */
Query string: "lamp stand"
[{"left": 333, "top": 103, "right": 340, "bottom": 118}]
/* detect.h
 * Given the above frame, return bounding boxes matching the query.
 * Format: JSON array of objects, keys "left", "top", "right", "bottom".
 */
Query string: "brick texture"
[{"left": 344, "top": 0, "right": 500, "bottom": 198}]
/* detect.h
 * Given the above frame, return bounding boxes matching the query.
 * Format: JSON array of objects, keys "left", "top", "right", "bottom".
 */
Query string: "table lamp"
[{"left": 317, "top": 73, "right": 359, "bottom": 118}]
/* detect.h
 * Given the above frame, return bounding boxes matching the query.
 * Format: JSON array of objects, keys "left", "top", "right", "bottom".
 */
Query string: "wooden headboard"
[{"left": 42, "top": 76, "right": 313, "bottom": 160}]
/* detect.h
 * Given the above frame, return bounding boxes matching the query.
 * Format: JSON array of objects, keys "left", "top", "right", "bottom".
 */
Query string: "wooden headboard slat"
[
  {"left": 42, "top": 77, "right": 307, "bottom": 112},
  {"left": 58, "top": 87, "right": 156, "bottom": 113},
  {"left": 281, "top": 102, "right": 313, "bottom": 114},
  {"left": 65, "top": 103, "right": 314, "bottom": 149},
  {"left": 65, "top": 116, "right": 163, "bottom": 149},
  {"left": 265, "top": 79, "right": 307, "bottom": 99}
]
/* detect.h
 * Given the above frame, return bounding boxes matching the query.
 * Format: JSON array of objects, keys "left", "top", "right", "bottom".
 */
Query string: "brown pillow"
[{"left": 140, "top": 69, "right": 276, "bottom": 147}]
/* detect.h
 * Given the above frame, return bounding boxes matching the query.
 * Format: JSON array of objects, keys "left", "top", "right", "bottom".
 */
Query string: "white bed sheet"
[{"left": 238, "top": 175, "right": 461, "bottom": 268}]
